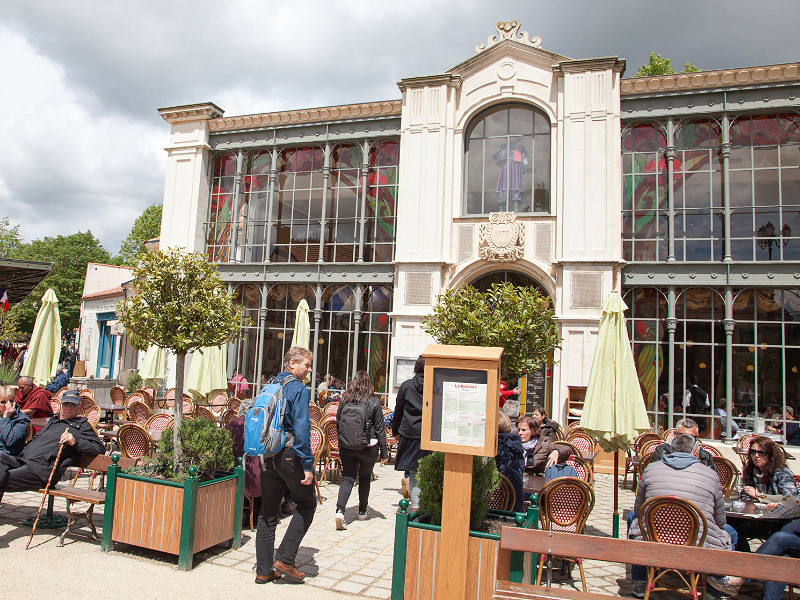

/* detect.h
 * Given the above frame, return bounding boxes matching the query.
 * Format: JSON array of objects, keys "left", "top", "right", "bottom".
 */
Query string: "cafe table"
[{"left": 522, "top": 472, "right": 546, "bottom": 497}]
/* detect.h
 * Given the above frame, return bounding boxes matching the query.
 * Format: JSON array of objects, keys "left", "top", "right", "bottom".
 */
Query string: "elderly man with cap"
[{"left": 0, "top": 391, "right": 104, "bottom": 503}]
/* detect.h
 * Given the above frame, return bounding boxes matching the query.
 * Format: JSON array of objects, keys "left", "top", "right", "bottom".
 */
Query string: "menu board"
[{"left": 428, "top": 367, "right": 488, "bottom": 448}]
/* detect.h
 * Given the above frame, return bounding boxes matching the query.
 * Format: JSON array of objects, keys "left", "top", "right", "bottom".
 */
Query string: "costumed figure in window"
[{"left": 493, "top": 135, "right": 529, "bottom": 212}]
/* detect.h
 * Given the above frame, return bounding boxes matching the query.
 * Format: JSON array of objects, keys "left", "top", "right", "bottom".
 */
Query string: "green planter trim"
[{"left": 115, "top": 472, "right": 185, "bottom": 488}]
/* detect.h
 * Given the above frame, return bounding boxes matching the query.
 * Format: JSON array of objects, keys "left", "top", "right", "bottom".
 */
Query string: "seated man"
[
  {"left": 44, "top": 369, "right": 70, "bottom": 394},
  {"left": 15, "top": 376, "right": 53, "bottom": 427},
  {"left": 628, "top": 433, "right": 737, "bottom": 597},
  {"left": 0, "top": 387, "right": 29, "bottom": 456},
  {"left": 0, "top": 391, "right": 104, "bottom": 502},
  {"left": 652, "top": 418, "right": 714, "bottom": 469},
  {"left": 529, "top": 404, "right": 561, "bottom": 442}
]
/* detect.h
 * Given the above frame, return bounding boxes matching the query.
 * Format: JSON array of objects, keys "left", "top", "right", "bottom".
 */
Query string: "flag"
[{"left": 0, "top": 286, "right": 8, "bottom": 312}]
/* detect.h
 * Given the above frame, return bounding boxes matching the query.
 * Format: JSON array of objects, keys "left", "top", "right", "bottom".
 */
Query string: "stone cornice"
[
  {"left": 553, "top": 56, "right": 626, "bottom": 76},
  {"left": 157, "top": 102, "right": 224, "bottom": 124},
  {"left": 207, "top": 100, "right": 402, "bottom": 133},
  {"left": 621, "top": 63, "right": 800, "bottom": 96},
  {"left": 397, "top": 74, "right": 462, "bottom": 92}
]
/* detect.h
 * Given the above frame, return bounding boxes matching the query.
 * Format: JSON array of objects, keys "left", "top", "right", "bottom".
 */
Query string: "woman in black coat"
[
  {"left": 495, "top": 412, "right": 524, "bottom": 512},
  {"left": 392, "top": 355, "right": 429, "bottom": 510}
]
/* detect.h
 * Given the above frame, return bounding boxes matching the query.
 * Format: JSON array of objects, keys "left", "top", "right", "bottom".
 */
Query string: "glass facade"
[{"left": 464, "top": 103, "right": 551, "bottom": 215}]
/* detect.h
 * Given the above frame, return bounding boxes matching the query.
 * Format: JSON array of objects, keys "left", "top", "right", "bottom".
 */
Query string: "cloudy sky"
[{"left": 0, "top": 0, "right": 797, "bottom": 254}]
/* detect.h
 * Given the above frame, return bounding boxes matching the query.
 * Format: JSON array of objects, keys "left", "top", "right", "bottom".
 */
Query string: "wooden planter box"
[
  {"left": 391, "top": 504, "right": 539, "bottom": 600},
  {"left": 100, "top": 456, "right": 244, "bottom": 570}
]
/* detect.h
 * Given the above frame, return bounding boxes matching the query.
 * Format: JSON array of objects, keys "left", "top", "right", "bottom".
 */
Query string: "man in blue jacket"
[
  {"left": 0, "top": 389, "right": 29, "bottom": 456},
  {"left": 255, "top": 346, "right": 315, "bottom": 585}
]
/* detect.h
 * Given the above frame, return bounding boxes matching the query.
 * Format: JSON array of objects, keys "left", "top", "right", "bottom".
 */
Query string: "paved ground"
[{"left": 0, "top": 462, "right": 786, "bottom": 599}]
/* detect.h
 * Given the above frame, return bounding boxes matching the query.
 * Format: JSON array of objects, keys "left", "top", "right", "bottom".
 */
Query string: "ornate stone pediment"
[
  {"left": 478, "top": 212, "right": 525, "bottom": 262},
  {"left": 475, "top": 20, "right": 542, "bottom": 54}
]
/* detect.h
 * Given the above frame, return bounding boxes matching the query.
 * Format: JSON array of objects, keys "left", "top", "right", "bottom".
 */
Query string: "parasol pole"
[{"left": 613, "top": 449, "right": 620, "bottom": 538}]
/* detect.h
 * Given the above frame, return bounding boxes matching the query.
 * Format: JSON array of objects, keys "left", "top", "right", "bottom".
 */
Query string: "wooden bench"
[
  {"left": 494, "top": 528, "right": 800, "bottom": 600},
  {"left": 42, "top": 453, "right": 138, "bottom": 547}
]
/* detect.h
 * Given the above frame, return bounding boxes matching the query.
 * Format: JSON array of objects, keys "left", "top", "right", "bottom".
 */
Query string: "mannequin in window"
[{"left": 493, "top": 135, "right": 529, "bottom": 212}]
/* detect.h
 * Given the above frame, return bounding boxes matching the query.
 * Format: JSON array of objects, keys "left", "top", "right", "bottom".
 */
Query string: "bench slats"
[
  {"left": 494, "top": 582, "right": 612, "bottom": 600},
  {"left": 46, "top": 487, "right": 105, "bottom": 504},
  {"left": 499, "top": 527, "right": 800, "bottom": 585}
]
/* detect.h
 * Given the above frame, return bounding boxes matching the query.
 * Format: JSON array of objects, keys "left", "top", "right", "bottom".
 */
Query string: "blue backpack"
[{"left": 244, "top": 375, "right": 298, "bottom": 458}]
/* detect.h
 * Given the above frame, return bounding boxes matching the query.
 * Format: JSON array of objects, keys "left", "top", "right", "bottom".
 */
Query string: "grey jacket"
[{"left": 629, "top": 452, "right": 731, "bottom": 551}]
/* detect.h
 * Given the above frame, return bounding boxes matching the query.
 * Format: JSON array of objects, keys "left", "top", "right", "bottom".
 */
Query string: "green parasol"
[
  {"left": 186, "top": 345, "right": 227, "bottom": 402},
  {"left": 21, "top": 288, "right": 62, "bottom": 386},
  {"left": 580, "top": 290, "right": 651, "bottom": 536}
]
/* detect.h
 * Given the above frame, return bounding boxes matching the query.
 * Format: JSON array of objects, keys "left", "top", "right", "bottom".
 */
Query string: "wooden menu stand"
[{"left": 420, "top": 344, "right": 502, "bottom": 600}]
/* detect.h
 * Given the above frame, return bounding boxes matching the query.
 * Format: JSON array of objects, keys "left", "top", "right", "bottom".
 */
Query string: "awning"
[{"left": 0, "top": 259, "right": 53, "bottom": 304}]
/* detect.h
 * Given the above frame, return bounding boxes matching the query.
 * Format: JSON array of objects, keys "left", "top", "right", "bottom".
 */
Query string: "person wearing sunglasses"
[{"left": 0, "top": 386, "right": 29, "bottom": 456}]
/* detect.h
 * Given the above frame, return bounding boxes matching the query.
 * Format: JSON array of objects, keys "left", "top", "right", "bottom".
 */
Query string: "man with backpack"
[{"left": 253, "top": 347, "right": 315, "bottom": 585}]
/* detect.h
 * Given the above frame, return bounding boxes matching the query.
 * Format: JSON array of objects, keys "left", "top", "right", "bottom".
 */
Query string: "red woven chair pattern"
[
  {"left": 736, "top": 433, "right": 757, "bottom": 466},
  {"left": 50, "top": 398, "right": 61, "bottom": 415},
  {"left": 639, "top": 438, "right": 661, "bottom": 457},
  {"left": 308, "top": 404, "right": 323, "bottom": 426},
  {"left": 553, "top": 440, "right": 580, "bottom": 459},
  {"left": 565, "top": 455, "right": 594, "bottom": 486},
  {"left": 55, "top": 387, "right": 69, "bottom": 401},
  {"left": 79, "top": 392, "right": 96, "bottom": 414},
  {"left": 110, "top": 385, "right": 126, "bottom": 406},
  {"left": 638, "top": 495, "right": 707, "bottom": 600},
  {"left": 194, "top": 405, "right": 217, "bottom": 423},
  {"left": 488, "top": 474, "right": 515, "bottom": 511},
  {"left": 84, "top": 405, "right": 101, "bottom": 428},
  {"left": 128, "top": 401, "right": 152, "bottom": 427},
  {"left": 662, "top": 428, "right": 678, "bottom": 443},
  {"left": 309, "top": 424, "right": 324, "bottom": 503},
  {"left": 321, "top": 420, "right": 341, "bottom": 481},
  {"left": 712, "top": 456, "right": 739, "bottom": 497},
  {"left": 566, "top": 432, "right": 594, "bottom": 456},
  {"left": 700, "top": 443, "right": 722, "bottom": 457},
  {"left": 226, "top": 397, "right": 241, "bottom": 413},
  {"left": 536, "top": 477, "right": 594, "bottom": 591},
  {"left": 117, "top": 423, "right": 152, "bottom": 459},
  {"left": 145, "top": 413, "right": 173, "bottom": 433},
  {"left": 220, "top": 409, "right": 237, "bottom": 426}
]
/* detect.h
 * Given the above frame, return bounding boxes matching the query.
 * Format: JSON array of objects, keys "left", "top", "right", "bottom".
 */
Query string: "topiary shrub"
[{"left": 416, "top": 451, "right": 500, "bottom": 529}]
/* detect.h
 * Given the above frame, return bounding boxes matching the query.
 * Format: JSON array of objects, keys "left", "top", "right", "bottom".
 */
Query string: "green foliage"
[
  {"left": 635, "top": 52, "right": 700, "bottom": 77},
  {"left": 0, "top": 217, "right": 22, "bottom": 258},
  {"left": 416, "top": 451, "right": 500, "bottom": 529},
  {"left": 0, "top": 311, "right": 23, "bottom": 345},
  {"left": 10, "top": 231, "right": 110, "bottom": 332},
  {"left": 116, "top": 204, "right": 163, "bottom": 266},
  {"left": 0, "top": 360, "right": 18, "bottom": 385},
  {"left": 423, "top": 282, "right": 560, "bottom": 378},
  {"left": 154, "top": 418, "right": 235, "bottom": 481},
  {"left": 125, "top": 370, "right": 143, "bottom": 393}
]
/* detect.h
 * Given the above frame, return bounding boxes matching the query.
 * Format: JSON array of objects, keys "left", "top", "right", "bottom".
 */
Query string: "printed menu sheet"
[{"left": 441, "top": 381, "right": 487, "bottom": 446}]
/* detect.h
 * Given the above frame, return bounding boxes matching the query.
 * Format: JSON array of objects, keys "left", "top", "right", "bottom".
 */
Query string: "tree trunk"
[{"left": 173, "top": 352, "right": 186, "bottom": 474}]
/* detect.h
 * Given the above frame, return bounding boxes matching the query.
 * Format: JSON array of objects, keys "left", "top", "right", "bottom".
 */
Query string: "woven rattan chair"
[
  {"left": 309, "top": 424, "right": 324, "bottom": 504},
  {"left": 736, "top": 433, "right": 758, "bottom": 466},
  {"left": 638, "top": 495, "right": 708, "bottom": 600},
  {"left": 700, "top": 443, "right": 722, "bottom": 458},
  {"left": 126, "top": 391, "right": 147, "bottom": 408},
  {"left": 662, "top": 428, "right": 678, "bottom": 443},
  {"left": 566, "top": 431, "right": 595, "bottom": 456},
  {"left": 635, "top": 453, "right": 656, "bottom": 492},
  {"left": 209, "top": 392, "right": 228, "bottom": 415},
  {"left": 132, "top": 389, "right": 154, "bottom": 409},
  {"left": 50, "top": 398, "right": 61, "bottom": 415},
  {"left": 712, "top": 456, "right": 740, "bottom": 497},
  {"left": 489, "top": 473, "right": 516, "bottom": 512},
  {"left": 109, "top": 385, "right": 126, "bottom": 406},
  {"left": 639, "top": 438, "right": 662, "bottom": 457},
  {"left": 79, "top": 391, "right": 96, "bottom": 414},
  {"left": 225, "top": 397, "right": 241, "bottom": 413},
  {"left": 194, "top": 405, "right": 217, "bottom": 423},
  {"left": 308, "top": 403, "right": 323, "bottom": 426},
  {"left": 220, "top": 409, "right": 237, "bottom": 426},
  {"left": 164, "top": 387, "right": 175, "bottom": 402},
  {"left": 117, "top": 423, "right": 153, "bottom": 459},
  {"left": 321, "top": 419, "right": 341, "bottom": 482},
  {"left": 127, "top": 400, "right": 152, "bottom": 427},
  {"left": 54, "top": 387, "right": 69, "bottom": 401},
  {"left": 553, "top": 440, "right": 581, "bottom": 459},
  {"left": 79, "top": 388, "right": 95, "bottom": 400},
  {"left": 535, "top": 477, "right": 595, "bottom": 591},
  {"left": 145, "top": 413, "right": 174, "bottom": 433},
  {"left": 565, "top": 455, "right": 594, "bottom": 487},
  {"left": 84, "top": 405, "right": 101, "bottom": 429},
  {"left": 323, "top": 402, "right": 339, "bottom": 418},
  {"left": 141, "top": 388, "right": 156, "bottom": 404}
]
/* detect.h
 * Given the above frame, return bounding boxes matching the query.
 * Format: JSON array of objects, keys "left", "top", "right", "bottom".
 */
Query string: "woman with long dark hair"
[{"left": 334, "top": 370, "right": 388, "bottom": 530}]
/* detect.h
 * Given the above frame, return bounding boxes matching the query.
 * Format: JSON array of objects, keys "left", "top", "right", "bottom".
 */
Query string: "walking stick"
[{"left": 26, "top": 427, "right": 69, "bottom": 549}]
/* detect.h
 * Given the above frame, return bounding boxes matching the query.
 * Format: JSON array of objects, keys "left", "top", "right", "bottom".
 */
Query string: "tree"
[
  {"left": 116, "top": 248, "right": 244, "bottom": 472},
  {"left": 422, "top": 282, "right": 560, "bottom": 379},
  {"left": 115, "top": 204, "right": 163, "bottom": 266},
  {"left": 11, "top": 232, "right": 110, "bottom": 333},
  {"left": 0, "top": 217, "right": 22, "bottom": 258},
  {"left": 635, "top": 52, "right": 700, "bottom": 77}
]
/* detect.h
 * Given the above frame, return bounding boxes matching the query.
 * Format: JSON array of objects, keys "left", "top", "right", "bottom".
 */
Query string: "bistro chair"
[
  {"left": 127, "top": 400, "right": 152, "bottom": 427},
  {"left": 225, "top": 397, "right": 241, "bottom": 413},
  {"left": 635, "top": 453, "right": 656, "bottom": 491},
  {"left": 535, "top": 477, "right": 595, "bottom": 591},
  {"left": 117, "top": 423, "right": 153, "bottom": 459},
  {"left": 50, "top": 397, "right": 61, "bottom": 416},
  {"left": 308, "top": 403, "right": 323, "bottom": 426},
  {"left": 309, "top": 423, "right": 325, "bottom": 504},
  {"left": 736, "top": 433, "right": 758, "bottom": 466},
  {"left": 145, "top": 413, "right": 174, "bottom": 434},
  {"left": 321, "top": 419, "right": 342, "bottom": 482},
  {"left": 209, "top": 392, "right": 228, "bottom": 416},
  {"left": 164, "top": 387, "right": 176, "bottom": 402},
  {"left": 142, "top": 388, "right": 157, "bottom": 404},
  {"left": 126, "top": 391, "right": 148, "bottom": 410},
  {"left": 133, "top": 389, "right": 154, "bottom": 409},
  {"left": 79, "top": 388, "right": 95, "bottom": 400},
  {"left": 194, "top": 405, "right": 217, "bottom": 423},
  {"left": 565, "top": 455, "right": 594, "bottom": 487},
  {"left": 712, "top": 456, "right": 740, "bottom": 497},
  {"left": 79, "top": 391, "right": 97, "bottom": 414},
  {"left": 553, "top": 440, "right": 581, "bottom": 459},
  {"left": 54, "top": 387, "right": 69, "bottom": 401},
  {"left": 566, "top": 431, "right": 595, "bottom": 457},
  {"left": 638, "top": 495, "right": 708, "bottom": 600},
  {"left": 109, "top": 385, "right": 126, "bottom": 406},
  {"left": 700, "top": 443, "right": 722, "bottom": 458},
  {"left": 662, "top": 428, "right": 678, "bottom": 443},
  {"left": 323, "top": 402, "right": 339, "bottom": 418},
  {"left": 84, "top": 405, "right": 101, "bottom": 429},
  {"left": 489, "top": 473, "right": 516, "bottom": 512},
  {"left": 220, "top": 409, "right": 237, "bottom": 427}
]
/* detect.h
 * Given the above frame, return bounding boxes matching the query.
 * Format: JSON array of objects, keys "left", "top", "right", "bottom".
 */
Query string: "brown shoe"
[
  {"left": 272, "top": 560, "right": 305, "bottom": 582},
  {"left": 255, "top": 572, "right": 281, "bottom": 584}
]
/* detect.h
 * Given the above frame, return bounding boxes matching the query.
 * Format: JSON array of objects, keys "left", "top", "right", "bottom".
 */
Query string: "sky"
[{"left": 0, "top": 0, "right": 798, "bottom": 254}]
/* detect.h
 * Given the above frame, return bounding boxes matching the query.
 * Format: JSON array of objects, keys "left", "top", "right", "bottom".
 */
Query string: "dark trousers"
[
  {"left": 758, "top": 518, "right": 800, "bottom": 600},
  {"left": 336, "top": 445, "right": 379, "bottom": 513},
  {"left": 0, "top": 453, "right": 46, "bottom": 500},
  {"left": 255, "top": 448, "right": 316, "bottom": 576}
]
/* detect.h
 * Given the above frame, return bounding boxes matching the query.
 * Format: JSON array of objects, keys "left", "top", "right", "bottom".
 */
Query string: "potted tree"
[
  {"left": 391, "top": 282, "right": 560, "bottom": 599},
  {"left": 101, "top": 249, "right": 245, "bottom": 569}
]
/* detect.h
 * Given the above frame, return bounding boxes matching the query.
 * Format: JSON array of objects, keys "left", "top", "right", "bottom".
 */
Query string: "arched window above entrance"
[
  {"left": 469, "top": 271, "right": 549, "bottom": 297},
  {"left": 464, "top": 103, "right": 551, "bottom": 216}
]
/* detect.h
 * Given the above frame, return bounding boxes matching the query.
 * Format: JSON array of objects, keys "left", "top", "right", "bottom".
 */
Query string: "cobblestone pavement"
[{"left": 0, "top": 463, "right": 784, "bottom": 599}]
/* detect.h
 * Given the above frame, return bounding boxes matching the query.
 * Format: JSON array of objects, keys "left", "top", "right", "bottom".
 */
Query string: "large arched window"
[{"left": 464, "top": 103, "right": 551, "bottom": 215}]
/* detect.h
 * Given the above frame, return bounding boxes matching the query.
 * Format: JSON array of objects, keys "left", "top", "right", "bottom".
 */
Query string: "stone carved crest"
[
  {"left": 475, "top": 20, "right": 542, "bottom": 54},
  {"left": 478, "top": 212, "right": 525, "bottom": 262}
]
